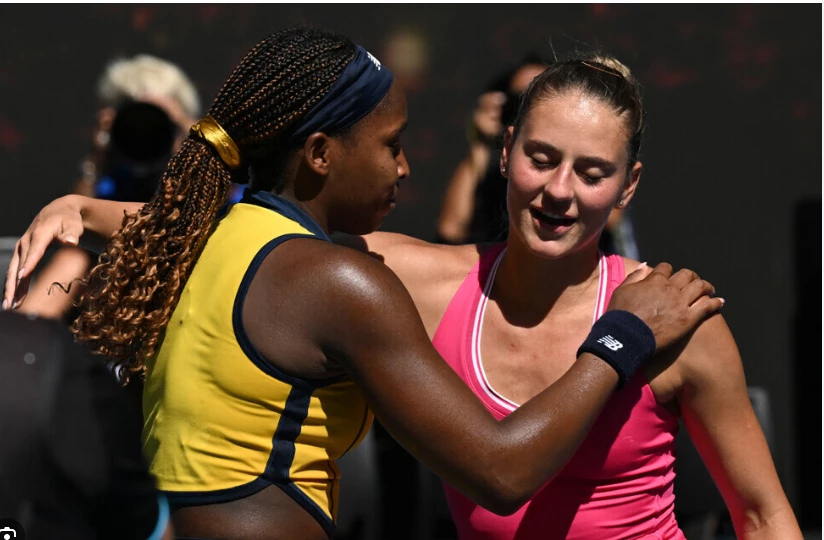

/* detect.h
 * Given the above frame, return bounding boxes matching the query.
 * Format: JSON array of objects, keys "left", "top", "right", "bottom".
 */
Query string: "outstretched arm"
[
  {"left": 3, "top": 195, "right": 142, "bottom": 310},
  {"left": 306, "top": 246, "right": 722, "bottom": 514},
  {"left": 676, "top": 315, "right": 802, "bottom": 539},
  {"left": 436, "top": 147, "right": 489, "bottom": 243}
]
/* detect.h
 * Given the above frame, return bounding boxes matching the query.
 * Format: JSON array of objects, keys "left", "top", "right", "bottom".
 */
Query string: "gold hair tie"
[{"left": 190, "top": 114, "right": 242, "bottom": 169}]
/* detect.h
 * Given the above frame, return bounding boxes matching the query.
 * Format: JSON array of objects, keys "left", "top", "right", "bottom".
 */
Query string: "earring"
[
  {"left": 618, "top": 200, "right": 625, "bottom": 207},
  {"left": 502, "top": 166, "right": 507, "bottom": 172}
]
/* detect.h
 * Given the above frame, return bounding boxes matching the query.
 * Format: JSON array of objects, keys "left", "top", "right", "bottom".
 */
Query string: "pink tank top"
[{"left": 432, "top": 244, "right": 685, "bottom": 540}]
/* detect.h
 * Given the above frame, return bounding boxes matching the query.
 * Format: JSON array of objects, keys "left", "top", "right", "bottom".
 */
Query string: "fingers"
[
  {"left": 13, "top": 273, "right": 31, "bottom": 310},
  {"left": 621, "top": 262, "right": 651, "bottom": 285},
  {"left": 689, "top": 295, "right": 726, "bottom": 322},
  {"left": 2, "top": 240, "right": 22, "bottom": 310},
  {"left": 681, "top": 278, "right": 716, "bottom": 306},
  {"left": 668, "top": 267, "right": 700, "bottom": 290},
  {"left": 18, "top": 229, "right": 51, "bottom": 283},
  {"left": 58, "top": 220, "right": 83, "bottom": 247},
  {"left": 649, "top": 262, "right": 673, "bottom": 279}
]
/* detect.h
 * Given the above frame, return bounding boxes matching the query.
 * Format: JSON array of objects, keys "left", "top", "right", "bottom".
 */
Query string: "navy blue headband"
[{"left": 290, "top": 45, "right": 394, "bottom": 143}]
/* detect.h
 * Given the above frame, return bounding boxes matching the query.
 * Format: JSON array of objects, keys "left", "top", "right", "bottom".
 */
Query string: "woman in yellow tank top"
[{"left": 4, "top": 28, "right": 722, "bottom": 540}]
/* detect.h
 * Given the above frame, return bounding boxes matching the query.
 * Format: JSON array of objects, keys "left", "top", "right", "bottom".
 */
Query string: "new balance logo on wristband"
[
  {"left": 597, "top": 335, "right": 624, "bottom": 351},
  {"left": 366, "top": 51, "right": 382, "bottom": 70}
]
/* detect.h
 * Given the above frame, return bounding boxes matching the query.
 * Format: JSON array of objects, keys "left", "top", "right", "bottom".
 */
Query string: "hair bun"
[{"left": 588, "top": 55, "right": 633, "bottom": 79}]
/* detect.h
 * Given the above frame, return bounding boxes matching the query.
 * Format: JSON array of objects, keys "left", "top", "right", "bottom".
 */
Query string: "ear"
[
  {"left": 301, "top": 132, "right": 335, "bottom": 176},
  {"left": 616, "top": 161, "right": 642, "bottom": 209},
  {"left": 500, "top": 125, "right": 515, "bottom": 178}
]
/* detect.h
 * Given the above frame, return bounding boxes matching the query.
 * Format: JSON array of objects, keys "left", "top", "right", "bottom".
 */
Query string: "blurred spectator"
[
  {"left": 18, "top": 56, "right": 202, "bottom": 322},
  {"left": 74, "top": 54, "right": 200, "bottom": 198},
  {"left": 437, "top": 55, "right": 547, "bottom": 245}
]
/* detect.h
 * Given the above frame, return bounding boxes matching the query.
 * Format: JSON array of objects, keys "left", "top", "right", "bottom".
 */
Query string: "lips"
[{"left": 530, "top": 208, "right": 576, "bottom": 227}]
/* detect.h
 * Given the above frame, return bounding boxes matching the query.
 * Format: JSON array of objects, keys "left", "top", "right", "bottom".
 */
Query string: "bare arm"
[
  {"left": 436, "top": 91, "right": 505, "bottom": 243},
  {"left": 16, "top": 247, "right": 92, "bottom": 319},
  {"left": 436, "top": 144, "right": 490, "bottom": 243},
  {"left": 677, "top": 315, "right": 801, "bottom": 538},
  {"left": 4, "top": 195, "right": 142, "bottom": 309},
  {"left": 332, "top": 231, "right": 477, "bottom": 337},
  {"left": 305, "top": 247, "right": 721, "bottom": 514}
]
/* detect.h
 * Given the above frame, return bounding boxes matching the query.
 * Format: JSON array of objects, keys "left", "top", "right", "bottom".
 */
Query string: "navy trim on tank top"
[
  {"left": 232, "top": 233, "right": 345, "bottom": 390},
  {"left": 165, "top": 190, "right": 343, "bottom": 537},
  {"left": 265, "top": 385, "right": 336, "bottom": 537},
  {"left": 240, "top": 189, "right": 331, "bottom": 241},
  {"left": 163, "top": 385, "right": 337, "bottom": 537}
]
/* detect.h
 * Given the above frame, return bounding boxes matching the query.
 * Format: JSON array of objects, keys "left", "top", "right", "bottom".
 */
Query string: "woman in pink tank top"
[
  {"left": 358, "top": 55, "right": 799, "bottom": 539},
  {"left": 5, "top": 53, "right": 801, "bottom": 539}
]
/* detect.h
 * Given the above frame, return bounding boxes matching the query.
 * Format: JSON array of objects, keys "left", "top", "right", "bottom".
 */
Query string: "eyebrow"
[{"left": 523, "top": 139, "right": 617, "bottom": 172}]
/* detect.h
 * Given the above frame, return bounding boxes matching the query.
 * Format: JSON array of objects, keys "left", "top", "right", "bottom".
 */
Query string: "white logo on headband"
[{"left": 366, "top": 51, "right": 382, "bottom": 71}]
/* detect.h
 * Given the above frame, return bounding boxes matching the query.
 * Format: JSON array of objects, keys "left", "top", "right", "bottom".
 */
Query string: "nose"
[
  {"left": 397, "top": 149, "right": 410, "bottom": 180},
  {"left": 543, "top": 162, "right": 574, "bottom": 203}
]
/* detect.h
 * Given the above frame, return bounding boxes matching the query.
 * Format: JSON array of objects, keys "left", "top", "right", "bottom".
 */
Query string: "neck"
[
  {"left": 493, "top": 234, "right": 602, "bottom": 326},
  {"left": 273, "top": 186, "right": 333, "bottom": 235}
]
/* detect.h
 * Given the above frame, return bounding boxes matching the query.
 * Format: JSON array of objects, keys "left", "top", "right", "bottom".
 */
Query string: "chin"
[
  {"left": 516, "top": 222, "right": 593, "bottom": 260},
  {"left": 524, "top": 237, "right": 576, "bottom": 260}
]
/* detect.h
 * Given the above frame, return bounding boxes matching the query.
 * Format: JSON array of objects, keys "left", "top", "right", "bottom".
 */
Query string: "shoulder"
[
  {"left": 252, "top": 237, "right": 416, "bottom": 317},
  {"left": 357, "top": 232, "right": 481, "bottom": 282},
  {"left": 619, "top": 256, "right": 642, "bottom": 277},
  {"left": 677, "top": 314, "right": 742, "bottom": 390},
  {"left": 332, "top": 233, "right": 493, "bottom": 335},
  {"left": 648, "top": 312, "right": 741, "bottom": 406}
]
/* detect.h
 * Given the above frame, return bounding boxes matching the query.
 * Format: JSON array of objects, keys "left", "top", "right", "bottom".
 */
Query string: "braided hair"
[{"left": 72, "top": 28, "right": 356, "bottom": 377}]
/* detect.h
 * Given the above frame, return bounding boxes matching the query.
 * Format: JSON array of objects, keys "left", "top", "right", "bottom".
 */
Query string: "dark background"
[{"left": 0, "top": 4, "right": 820, "bottom": 530}]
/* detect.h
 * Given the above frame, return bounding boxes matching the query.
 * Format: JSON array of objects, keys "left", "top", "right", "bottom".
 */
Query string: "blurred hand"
[
  {"left": 608, "top": 262, "right": 724, "bottom": 351},
  {"left": 472, "top": 91, "right": 507, "bottom": 140}
]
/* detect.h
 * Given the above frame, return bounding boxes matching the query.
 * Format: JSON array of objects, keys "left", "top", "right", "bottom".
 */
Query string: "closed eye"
[
  {"left": 391, "top": 140, "right": 402, "bottom": 157},
  {"left": 580, "top": 172, "right": 603, "bottom": 184}
]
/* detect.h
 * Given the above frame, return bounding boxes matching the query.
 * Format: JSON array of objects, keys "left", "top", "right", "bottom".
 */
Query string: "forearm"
[
  {"left": 16, "top": 247, "right": 89, "bottom": 319},
  {"left": 469, "top": 353, "right": 619, "bottom": 512},
  {"left": 351, "top": 336, "right": 620, "bottom": 515},
  {"left": 676, "top": 315, "right": 802, "bottom": 540},
  {"left": 437, "top": 145, "right": 490, "bottom": 242},
  {"left": 63, "top": 195, "right": 144, "bottom": 253},
  {"left": 75, "top": 195, "right": 144, "bottom": 238}
]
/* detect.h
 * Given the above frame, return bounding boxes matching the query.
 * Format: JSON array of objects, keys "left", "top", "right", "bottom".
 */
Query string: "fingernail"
[
  {"left": 17, "top": 268, "right": 25, "bottom": 281},
  {"left": 719, "top": 298, "right": 725, "bottom": 305},
  {"left": 11, "top": 300, "right": 21, "bottom": 310},
  {"left": 638, "top": 262, "right": 648, "bottom": 269},
  {"left": 65, "top": 236, "right": 78, "bottom": 245},
  {"left": 1, "top": 299, "right": 8, "bottom": 311}
]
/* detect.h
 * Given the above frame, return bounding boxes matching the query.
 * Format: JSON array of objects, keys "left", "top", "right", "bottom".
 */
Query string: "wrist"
[
  {"left": 575, "top": 352, "right": 621, "bottom": 388},
  {"left": 577, "top": 310, "right": 656, "bottom": 388}
]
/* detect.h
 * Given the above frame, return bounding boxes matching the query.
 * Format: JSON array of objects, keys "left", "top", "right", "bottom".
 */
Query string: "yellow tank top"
[{"left": 142, "top": 191, "right": 373, "bottom": 536}]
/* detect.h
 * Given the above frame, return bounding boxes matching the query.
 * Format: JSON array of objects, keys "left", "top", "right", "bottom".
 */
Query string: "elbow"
[
  {"left": 483, "top": 496, "right": 529, "bottom": 517},
  {"left": 475, "top": 485, "right": 531, "bottom": 516},
  {"left": 472, "top": 467, "right": 541, "bottom": 516}
]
